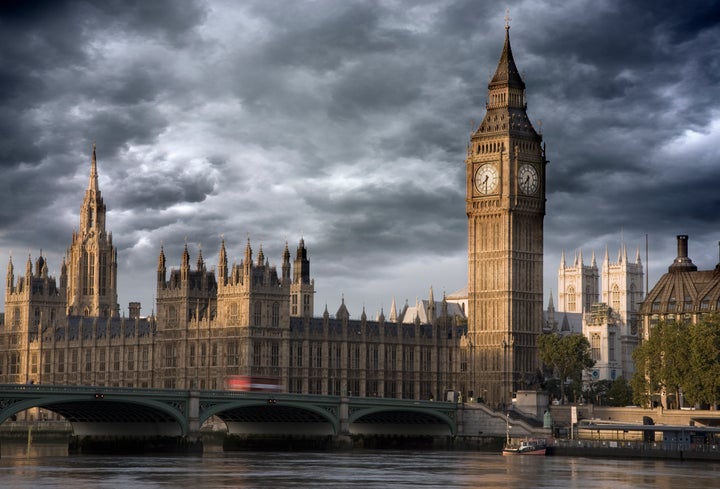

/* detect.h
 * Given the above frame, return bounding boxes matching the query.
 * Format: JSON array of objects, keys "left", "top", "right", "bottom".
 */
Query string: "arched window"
[
  {"left": 168, "top": 306, "right": 177, "bottom": 328},
  {"left": 611, "top": 284, "right": 621, "bottom": 311},
  {"left": 12, "top": 307, "right": 21, "bottom": 329},
  {"left": 230, "top": 302, "right": 238, "bottom": 323},
  {"left": 253, "top": 302, "right": 262, "bottom": 326},
  {"left": 591, "top": 333, "right": 601, "bottom": 361},
  {"left": 272, "top": 302, "right": 280, "bottom": 327},
  {"left": 566, "top": 286, "right": 576, "bottom": 312}
]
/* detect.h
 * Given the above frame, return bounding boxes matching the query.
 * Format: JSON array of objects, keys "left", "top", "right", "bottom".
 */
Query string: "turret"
[
  {"left": 294, "top": 238, "right": 310, "bottom": 285},
  {"left": 59, "top": 256, "right": 67, "bottom": 290},
  {"left": 281, "top": 241, "right": 291, "bottom": 285},
  {"left": 336, "top": 296, "right": 350, "bottom": 322},
  {"left": 196, "top": 247, "right": 205, "bottom": 271},
  {"left": 427, "top": 286, "right": 436, "bottom": 325},
  {"left": 6, "top": 255, "right": 14, "bottom": 291},
  {"left": 157, "top": 246, "right": 166, "bottom": 288},
  {"left": 181, "top": 243, "right": 190, "bottom": 281},
  {"left": 218, "top": 239, "right": 228, "bottom": 286},
  {"left": 244, "top": 239, "right": 252, "bottom": 276},
  {"left": 389, "top": 297, "right": 398, "bottom": 323}
]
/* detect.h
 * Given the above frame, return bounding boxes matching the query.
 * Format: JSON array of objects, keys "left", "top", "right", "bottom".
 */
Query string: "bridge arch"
[
  {"left": 349, "top": 406, "right": 456, "bottom": 436},
  {"left": 201, "top": 399, "right": 340, "bottom": 436},
  {"left": 0, "top": 394, "right": 189, "bottom": 436}
]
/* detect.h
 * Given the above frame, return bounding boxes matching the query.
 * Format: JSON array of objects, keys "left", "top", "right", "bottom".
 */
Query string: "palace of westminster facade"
[
  {"left": 1, "top": 26, "right": 543, "bottom": 406},
  {"left": 0, "top": 143, "right": 465, "bottom": 399},
  {"left": 5, "top": 25, "right": 714, "bottom": 409}
]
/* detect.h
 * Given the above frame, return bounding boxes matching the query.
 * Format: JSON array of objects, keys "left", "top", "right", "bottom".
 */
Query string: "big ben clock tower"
[{"left": 466, "top": 22, "right": 547, "bottom": 406}]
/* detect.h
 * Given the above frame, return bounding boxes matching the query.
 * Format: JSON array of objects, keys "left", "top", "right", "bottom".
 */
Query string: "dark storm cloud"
[
  {"left": 111, "top": 166, "right": 218, "bottom": 210},
  {"left": 0, "top": 0, "right": 719, "bottom": 314},
  {"left": 257, "top": 2, "right": 409, "bottom": 72}
]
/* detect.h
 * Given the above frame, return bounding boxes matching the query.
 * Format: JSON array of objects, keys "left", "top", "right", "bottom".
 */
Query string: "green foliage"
[
  {"left": 585, "top": 377, "right": 632, "bottom": 406},
  {"left": 538, "top": 333, "right": 594, "bottom": 403},
  {"left": 606, "top": 376, "right": 633, "bottom": 406},
  {"left": 632, "top": 314, "right": 720, "bottom": 408},
  {"left": 686, "top": 316, "right": 720, "bottom": 406}
]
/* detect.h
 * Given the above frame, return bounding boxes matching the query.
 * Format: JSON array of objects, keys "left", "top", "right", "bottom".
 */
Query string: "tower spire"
[
  {"left": 90, "top": 143, "right": 99, "bottom": 191},
  {"left": 489, "top": 17, "right": 525, "bottom": 91}
]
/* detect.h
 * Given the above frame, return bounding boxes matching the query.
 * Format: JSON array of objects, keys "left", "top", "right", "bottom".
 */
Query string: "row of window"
[
  {"left": 565, "top": 283, "right": 640, "bottom": 313},
  {"left": 167, "top": 301, "right": 283, "bottom": 327},
  {"left": 651, "top": 299, "right": 720, "bottom": 312},
  {"left": 2, "top": 347, "right": 151, "bottom": 377}
]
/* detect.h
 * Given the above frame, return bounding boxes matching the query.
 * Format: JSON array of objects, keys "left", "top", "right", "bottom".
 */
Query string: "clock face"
[
  {"left": 518, "top": 164, "right": 539, "bottom": 195},
  {"left": 475, "top": 164, "right": 498, "bottom": 195}
]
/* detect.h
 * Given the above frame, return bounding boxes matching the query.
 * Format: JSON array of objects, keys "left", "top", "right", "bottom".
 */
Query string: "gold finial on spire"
[{"left": 505, "top": 8, "right": 511, "bottom": 29}]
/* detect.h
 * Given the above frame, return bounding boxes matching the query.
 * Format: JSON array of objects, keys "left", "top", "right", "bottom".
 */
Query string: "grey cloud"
[{"left": 1, "top": 0, "right": 719, "bottom": 316}]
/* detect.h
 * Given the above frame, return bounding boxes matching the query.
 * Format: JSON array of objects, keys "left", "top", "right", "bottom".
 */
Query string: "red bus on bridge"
[{"left": 225, "top": 375, "right": 283, "bottom": 392}]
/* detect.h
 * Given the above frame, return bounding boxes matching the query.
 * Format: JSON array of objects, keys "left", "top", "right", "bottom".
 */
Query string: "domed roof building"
[{"left": 639, "top": 235, "right": 720, "bottom": 337}]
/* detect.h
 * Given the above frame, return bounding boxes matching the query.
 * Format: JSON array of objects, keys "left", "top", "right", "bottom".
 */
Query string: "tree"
[
  {"left": 686, "top": 314, "right": 720, "bottom": 408},
  {"left": 632, "top": 318, "right": 720, "bottom": 408},
  {"left": 538, "top": 333, "right": 594, "bottom": 404},
  {"left": 631, "top": 328, "right": 663, "bottom": 407},
  {"left": 633, "top": 321, "right": 689, "bottom": 407},
  {"left": 606, "top": 376, "right": 633, "bottom": 406}
]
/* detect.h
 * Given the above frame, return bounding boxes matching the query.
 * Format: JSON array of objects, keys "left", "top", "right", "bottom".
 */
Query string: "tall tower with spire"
[
  {"left": 65, "top": 145, "right": 118, "bottom": 317},
  {"left": 465, "top": 21, "right": 547, "bottom": 406}
]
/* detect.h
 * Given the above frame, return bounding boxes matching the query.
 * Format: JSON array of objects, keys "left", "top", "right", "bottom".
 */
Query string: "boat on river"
[
  {"left": 502, "top": 412, "right": 547, "bottom": 455},
  {"left": 502, "top": 439, "right": 547, "bottom": 455}
]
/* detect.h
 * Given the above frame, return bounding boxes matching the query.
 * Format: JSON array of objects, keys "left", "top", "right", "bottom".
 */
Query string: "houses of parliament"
[{"left": 0, "top": 26, "right": 548, "bottom": 407}]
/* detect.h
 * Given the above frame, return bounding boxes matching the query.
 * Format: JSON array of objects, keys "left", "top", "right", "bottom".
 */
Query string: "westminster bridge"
[{"left": 0, "top": 384, "right": 460, "bottom": 449}]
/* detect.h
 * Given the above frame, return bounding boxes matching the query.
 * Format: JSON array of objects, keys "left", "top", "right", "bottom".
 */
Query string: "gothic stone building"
[
  {"left": 0, "top": 147, "right": 466, "bottom": 400},
  {"left": 464, "top": 23, "right": 547, "bottom": 406},
  {"left": 553, "top": 245, "right": 644, "bottom": 382},
  {"left": 640, "top": 235, "right": 720, "bottom": 332},
  {"left": 0, "top": 26, "right": 545, "bottom": 406}
]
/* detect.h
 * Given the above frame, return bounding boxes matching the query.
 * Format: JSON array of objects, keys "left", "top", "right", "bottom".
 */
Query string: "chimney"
[
  {"left": 668, "top": 235, "right": 697, "bottom": 272},
  {"left": 128, "top": 302, "right": 141, "bottom": 319}
]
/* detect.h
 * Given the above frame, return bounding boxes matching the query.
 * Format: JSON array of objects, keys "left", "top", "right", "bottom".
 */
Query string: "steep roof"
[{"left": 489, "top": 26, "right": 525, "bottom": 90}]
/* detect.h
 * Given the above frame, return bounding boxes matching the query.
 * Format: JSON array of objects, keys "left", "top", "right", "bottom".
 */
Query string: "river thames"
[{"left": 2, "top": 444, "right": 720, "bottom": 488}]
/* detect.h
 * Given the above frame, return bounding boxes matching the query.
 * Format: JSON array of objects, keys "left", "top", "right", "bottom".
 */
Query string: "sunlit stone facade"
[
  {"left": 464, "top": 25, "right": 547, "bottom": 406},
  {"left": 0, "top": 147, "right": 467, "bottom": 400}
]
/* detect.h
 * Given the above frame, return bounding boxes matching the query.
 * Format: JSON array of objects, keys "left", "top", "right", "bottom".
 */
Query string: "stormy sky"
[{"left": 1, "top": 0, "right": 719, "bottom": 318}]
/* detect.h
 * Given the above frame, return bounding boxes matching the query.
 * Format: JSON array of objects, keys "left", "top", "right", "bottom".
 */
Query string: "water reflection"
[{"left": 1, "top": 444, "right": 720, "bottom": 488}]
